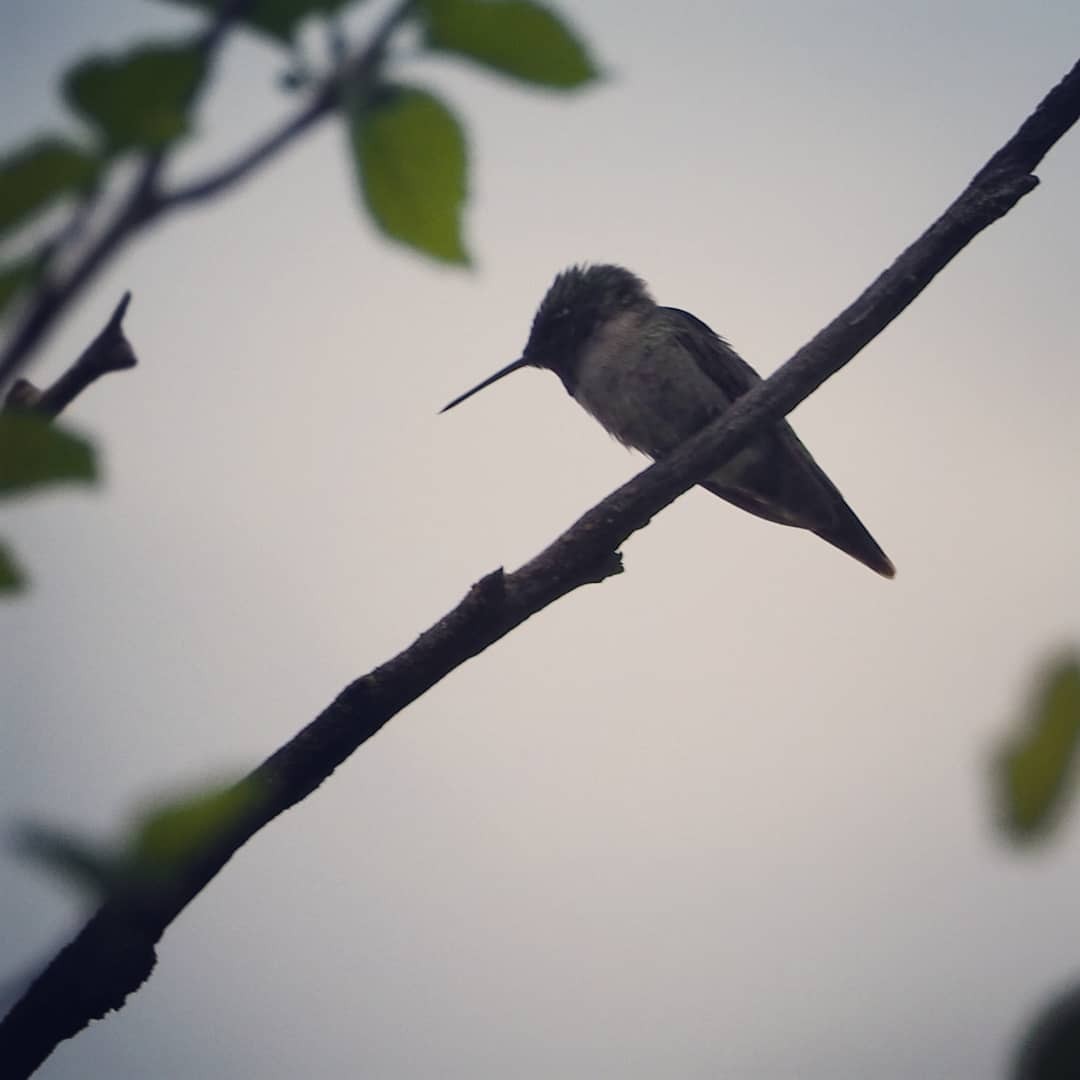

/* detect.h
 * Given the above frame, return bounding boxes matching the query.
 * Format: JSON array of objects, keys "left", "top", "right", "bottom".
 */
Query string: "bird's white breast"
[{"left": 570, "top": 310, "right": 730, "bottom": 460}]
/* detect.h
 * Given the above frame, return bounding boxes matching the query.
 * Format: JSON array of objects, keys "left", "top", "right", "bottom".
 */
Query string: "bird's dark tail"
[
  {"left": 811, "top": 510, "right": 895, "bottom": 578},
  {"left": 700, "top": 423, "right": 895, "bottom": 578}
]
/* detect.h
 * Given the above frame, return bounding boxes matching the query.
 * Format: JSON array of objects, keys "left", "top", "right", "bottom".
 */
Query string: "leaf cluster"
[{"left": 0, "top": 0, "right": 597, "bottom": 324}]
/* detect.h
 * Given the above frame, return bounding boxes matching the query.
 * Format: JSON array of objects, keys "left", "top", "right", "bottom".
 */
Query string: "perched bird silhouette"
[{"left": 442, "top": 264, "right": 894, "bottom": 578}]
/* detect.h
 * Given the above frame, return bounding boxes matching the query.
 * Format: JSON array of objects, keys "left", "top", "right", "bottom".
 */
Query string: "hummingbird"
[{"left": 441, "top": 264, "right": 894, "bottom": 578}]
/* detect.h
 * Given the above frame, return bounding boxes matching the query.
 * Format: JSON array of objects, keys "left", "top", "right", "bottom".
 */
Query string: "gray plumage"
[{"left": 442, "top": 264, "right": 894, "bottom": 578}]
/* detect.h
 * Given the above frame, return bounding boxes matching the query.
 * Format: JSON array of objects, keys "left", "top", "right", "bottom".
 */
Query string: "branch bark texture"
[{"left": 1, "top": 56, "right": 1078, "bottom": 1080}]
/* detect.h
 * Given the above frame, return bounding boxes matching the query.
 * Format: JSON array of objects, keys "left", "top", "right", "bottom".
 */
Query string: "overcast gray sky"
[{"left": 2, "top": 2, "right": 1080, "bottom": 1077}]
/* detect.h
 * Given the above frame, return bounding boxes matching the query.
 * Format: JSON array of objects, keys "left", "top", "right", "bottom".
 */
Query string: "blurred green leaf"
[
  {"left": 128, "top": 776, "right": 262, "bottom": 875},
  {"left": 0, "top": 541, "right": 25, "bottom": 593},
  {"left": 995, "top": 653, "right": 1080, "bottom": 841},
  {"left": 349, "top": 85, "right": 469, "bottom": 263},
  {"left": 154, "top": 0, "right": 357, "bottom": 45},
  {"left": 0, "top": 137, "right": 99, "bottom": 239},
  {"left": 12, "top": 775, "right": 262, "bottom": 898},
  {"left": 64, "top": 41, "right": 208, "bottom": 155},
  {"left": 0, "top": 412, "right": 96, "bottom": 496},
  {"left": 13, "top": 824, "right": 127, "bottom": 897},
  {"left": 0, "top": 257, "right": 40, "bottom": 319},
  {"left": 421, "top": 0, "right": 597, "bottom": 88}
]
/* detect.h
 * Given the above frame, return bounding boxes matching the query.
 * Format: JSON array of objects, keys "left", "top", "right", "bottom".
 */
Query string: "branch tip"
[{"left": 108, "top": 292, "right": 132, "bottom": 332}]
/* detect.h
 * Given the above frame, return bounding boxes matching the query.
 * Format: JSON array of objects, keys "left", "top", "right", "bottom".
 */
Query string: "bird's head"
[{"left": 440, "top": 264, "right": 652, "bottom": 413}]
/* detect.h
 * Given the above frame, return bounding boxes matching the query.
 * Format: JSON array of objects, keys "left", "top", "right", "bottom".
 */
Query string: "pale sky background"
[{"left": 2, "top": 2, "right": 1079, "bottom": 1077}]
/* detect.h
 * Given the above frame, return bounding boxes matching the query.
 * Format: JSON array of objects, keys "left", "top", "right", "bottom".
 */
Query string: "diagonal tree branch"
[{"left": 1, "top": 56, "right": 1077, "bottom": 1080}]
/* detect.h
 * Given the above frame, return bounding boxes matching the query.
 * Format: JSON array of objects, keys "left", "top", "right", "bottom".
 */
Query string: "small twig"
[
  {"left": 3, "top": 293, "right": 135, "bottom": 418},
  {"left": 159, "top": 0, "right": 416, "bottom": 209},
  {"left": 1, "top": 56, "right": 1077, "bottom": 1080},
  {"left": 0, "top": 0, "right": 416, "bottom": 390}
]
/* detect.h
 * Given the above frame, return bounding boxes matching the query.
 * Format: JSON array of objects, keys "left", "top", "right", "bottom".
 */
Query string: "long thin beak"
[{"left": 439, "top": 357, "right": 530, "bottom": 414}]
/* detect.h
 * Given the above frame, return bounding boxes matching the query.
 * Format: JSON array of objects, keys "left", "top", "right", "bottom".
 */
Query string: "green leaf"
[
  {"left": 0, "top": 137, "right": 99, "bottom": 239},
  {"left": 12, "top": 775, "right": 263, "bottom": 898},
  {"left": 0, "top": 412, "right": 96, "bottom": 496},
  {"left": 128, "top": 776, "right": 262, "bottom": 876},
  {"left": 421, "top": 0, "right": 597, "bottom": 88},
  {"left": 0, "top": 257, "right": 40, "bottom": 319},
  {"left": 153, "top": 0, "right": 357, "bottom": 45},
  {"left": 13, "top": 824, "right": 127, "bottom": 897},
  {"left": 995, "top": 653, "right": 1080, "bottom": 841},
  {"left": 63, "top": 41, "right": 208, "bottom": 155},
  {"left": 0, "top": 541, "right": 25, "bottom": 593},
  {"left": 349, "top": 86, "right": 469, "bottom": 264}
]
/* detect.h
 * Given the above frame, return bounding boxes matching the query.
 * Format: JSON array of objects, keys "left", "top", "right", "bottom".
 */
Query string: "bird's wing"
[
  {"left": 658, "top": 307, "right": 895, "bottom": 577},
  {"left": 659, "top": 306, "right": 762, "bottom": 400}
]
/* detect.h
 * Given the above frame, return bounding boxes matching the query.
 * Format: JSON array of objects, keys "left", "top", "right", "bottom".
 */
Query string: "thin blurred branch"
[
  {"left": 6, "top": 0, "right": 250, "bottom": 299},
  {"left": 33, "top": 185, "right": 103, "bottom": 284},
  {"left": 0, "top": 0, "right": 416, "bottom": 389},
  {"left": 2, "top": 55, "right": 1077, "bottom": 1080},
  {"left": 160, "top": 0, "right": 417, "bottom": 209}
]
